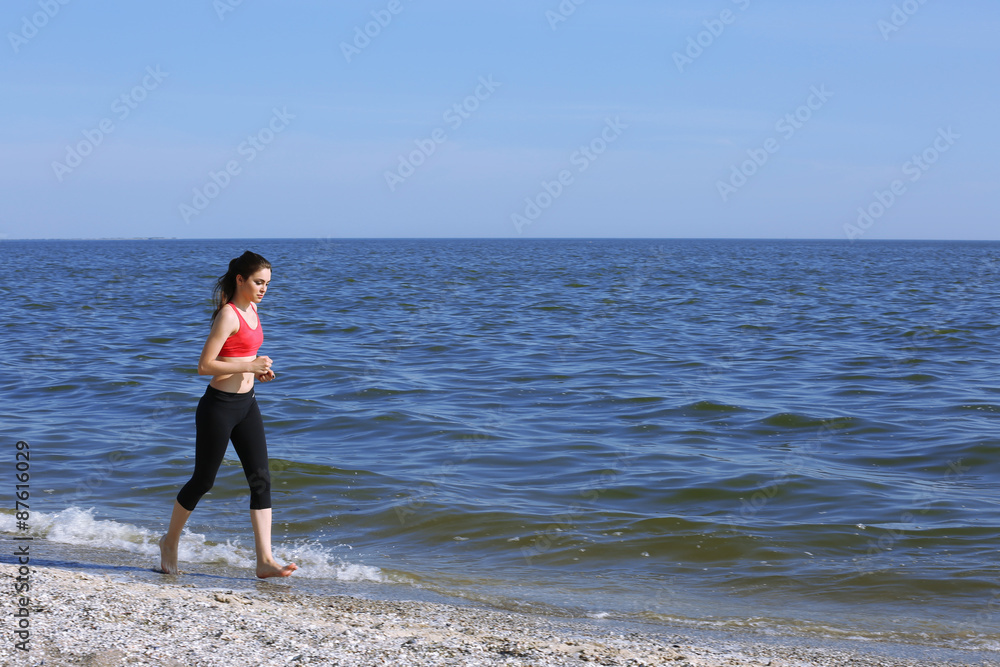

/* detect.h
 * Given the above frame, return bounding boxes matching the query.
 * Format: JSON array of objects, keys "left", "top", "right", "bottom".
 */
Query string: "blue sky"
[{"left": 2, "top": 0, "right": 997, "bottom": 239}]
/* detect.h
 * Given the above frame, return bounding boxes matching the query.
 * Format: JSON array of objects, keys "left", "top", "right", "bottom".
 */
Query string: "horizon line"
[{"left": 4, "top": 236, "right": 1000, "bottom": 242}]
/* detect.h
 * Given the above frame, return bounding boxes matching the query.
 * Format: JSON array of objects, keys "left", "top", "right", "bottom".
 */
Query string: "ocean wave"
[{"left": 0, "top": 508, "right": 384, "bottom": 582}]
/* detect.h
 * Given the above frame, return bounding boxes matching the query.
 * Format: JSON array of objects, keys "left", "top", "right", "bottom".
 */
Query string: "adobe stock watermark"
[
  {"left": 844, "top": 126, "right": 958, "bottom": 241},
  {"left": 521, "top": 442, "right": 640, "bottom": 564},
  {"left": 717, "top": 84, "right": 833, "bottom": 202},
  {"left": 546, "top": 0, "right": 586, "bottom": 31},
  {"left": 877, "top": 0, "right": 931, "bottom": 40},
  {"left": 51, "top": 66, "right": 168, "bottom": 183},
  {"left": 972, "top": 589, "right": 1000, "bottom": 629},
  {"left": 673, "top": 0, "right": 751, "bottom": 73},
  {"left": 178, "top": 107, "right": 295, "bottom": 223},
  {"left": 885, "top": 256, "right": 1000, "bottom": 377},
  {"left": 511, "top": 116, "right": 628, "bottom": 234},
  {"left": 395, "top": 410, "right": 507, "bottom": 526},
  {"left": 726, "top": 421, "right": 837, "bottom": 526},
  {"left": 676, "top": 287, "right": 803, "bottom": 403},
  {"left": 8, "top": 0, "right": 71, "bottom": 54},
  {"left": 854, "top": 458, "right": 969, "bottom": 576},
  {"left": 384, "top": 75, "right": 501, "bottom": 192},
  {"left": 554, "top": 245, "right": 667, "bottom": 365},
  {"left": 340, "top": 0, "right": 410, "bottom": 63},
  {"left": 214, "top": 0, "right": 248, "bottom": 21}
]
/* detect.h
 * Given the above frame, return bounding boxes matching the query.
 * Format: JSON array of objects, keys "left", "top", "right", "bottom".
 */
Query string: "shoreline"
[{"left": 3, "top": 564, "right": 997, "bottom": 667}]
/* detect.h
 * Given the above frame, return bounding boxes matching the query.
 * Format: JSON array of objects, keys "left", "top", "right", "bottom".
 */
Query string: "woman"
[{"left": 159, "top": 250, "right": 297, "bottom": 578}]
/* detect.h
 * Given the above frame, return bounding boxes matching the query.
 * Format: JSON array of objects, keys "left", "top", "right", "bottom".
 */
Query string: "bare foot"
[
  {"left": 158, "top": 535, "right": 180, "bottom": 575},
  {"left": 256, "top": 560, "right": 298, "bottom": 579}
]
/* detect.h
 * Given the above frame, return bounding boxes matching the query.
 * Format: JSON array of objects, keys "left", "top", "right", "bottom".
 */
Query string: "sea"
[{"left": 2, "top": 238, "right": 999, "bottom": 661}]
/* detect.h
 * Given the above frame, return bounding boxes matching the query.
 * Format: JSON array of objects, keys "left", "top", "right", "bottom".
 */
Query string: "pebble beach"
[{"left": 2, "top": 564, "right": 996, "bottom": 667}]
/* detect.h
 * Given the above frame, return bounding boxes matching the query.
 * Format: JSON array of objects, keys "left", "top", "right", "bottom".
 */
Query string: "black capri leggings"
[{"left": 176, "top": 385, "right": 272, "bottom": 511}]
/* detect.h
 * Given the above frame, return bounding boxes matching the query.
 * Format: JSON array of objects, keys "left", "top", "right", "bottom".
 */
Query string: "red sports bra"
[{"left": 218, "top": 302, "right": 263, "bottom": 357}]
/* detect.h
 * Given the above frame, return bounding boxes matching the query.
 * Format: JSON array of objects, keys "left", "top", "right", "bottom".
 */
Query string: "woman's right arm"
[{"left": 196, "top": 307, "right": 271, "bottom": 376}]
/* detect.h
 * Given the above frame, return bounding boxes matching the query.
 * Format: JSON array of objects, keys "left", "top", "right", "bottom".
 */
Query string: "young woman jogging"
[{"left": 159, "top": 250, "right": 297, "bottom": 578}]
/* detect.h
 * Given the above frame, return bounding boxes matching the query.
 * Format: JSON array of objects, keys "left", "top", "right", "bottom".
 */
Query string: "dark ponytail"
[{"left": 211, "top": 251, "right": 271, "bottom": 321}]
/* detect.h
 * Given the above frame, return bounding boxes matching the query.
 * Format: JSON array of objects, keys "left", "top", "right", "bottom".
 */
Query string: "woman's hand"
[
  {"left": 252, "top": 356, "right": 274, "bottom": 382},
  {"left": 249, "top": 355, "right": 272, "bottom": 374}
]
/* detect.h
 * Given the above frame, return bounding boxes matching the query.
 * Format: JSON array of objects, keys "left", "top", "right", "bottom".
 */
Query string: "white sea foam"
[{"left": 0, "top": 507, "right": 384, "bottom": 582}]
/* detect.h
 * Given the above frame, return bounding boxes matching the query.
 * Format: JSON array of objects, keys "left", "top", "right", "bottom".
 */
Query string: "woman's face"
[{"left": 237, "top": 268, "right": 271, "bottom": 304}]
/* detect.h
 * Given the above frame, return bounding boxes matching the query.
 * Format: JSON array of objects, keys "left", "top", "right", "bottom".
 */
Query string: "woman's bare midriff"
[{"left": 209, "top": 355, "right": 256, "bottom": 393}]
